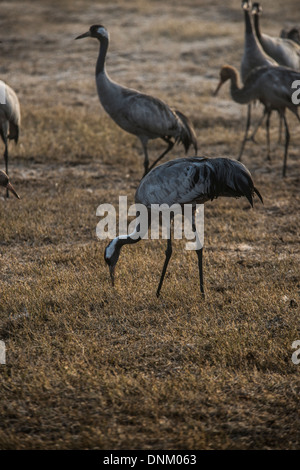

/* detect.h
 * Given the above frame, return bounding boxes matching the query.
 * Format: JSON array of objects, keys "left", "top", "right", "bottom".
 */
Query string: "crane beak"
[
  {"left": 75, "top": 31, "right": 91, "bottom": 40},
  {"left": 6, "top": 182, "right": 20, "bottom": 199},
  {"left": 213, "top": 80, "right": 223, "bottom": 96},
  {"left": 109, "top": 265, "right": 115, "bottom": 287}
]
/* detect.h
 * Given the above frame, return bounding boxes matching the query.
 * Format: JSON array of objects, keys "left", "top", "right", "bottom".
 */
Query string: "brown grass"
[{"left": 0, "top": 0, "right": 299, "bottom": 450}]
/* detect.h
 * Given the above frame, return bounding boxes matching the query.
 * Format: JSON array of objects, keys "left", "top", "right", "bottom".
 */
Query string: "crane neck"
[
  {"left": 228, "top": 69, "right": 251, "bottom": 104},
  {"left": 96, "top": 37, "right": 109, "bottom": 77},
  {"left": 244, "top": 9, "right": 253, "bottom": 36},
  {"left": 253, "top": 14, "right": 262, "bottom": 41}
]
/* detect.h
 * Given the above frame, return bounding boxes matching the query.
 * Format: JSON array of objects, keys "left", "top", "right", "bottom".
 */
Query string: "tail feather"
[
  {"left": 175, "top": 110, "right": 198, "bottom": 155},
  {"left": 207, "top": 158, "right": 263, "bottom": 207}
]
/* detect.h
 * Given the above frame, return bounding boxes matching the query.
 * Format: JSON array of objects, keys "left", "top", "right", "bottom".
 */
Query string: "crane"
[
  {"left": 0, "top": 80, "right": 21, "bottom": 196},
  {"left": 280, "top": 27, "right": 300, "bottom": 46},
  {"left": 214, "top": 64, "right": 300, "bottom": 176},
  {"left": 104, "top": 156, "right": 262, "bottom": 298},
  {"left": 0, "top": 169, "right": 19, "bottom": 198},
  {"left": 252, "top": 3, "right": 300, "bottom": 70},
  {"left": 239, "top": 0, "right": 278, "bottom": 161},
  {"left": 75, "top": 25, "right": 197, "bottom": 176}
]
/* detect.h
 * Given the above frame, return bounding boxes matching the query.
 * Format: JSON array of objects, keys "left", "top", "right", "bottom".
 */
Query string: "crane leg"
[
  {"left": 156, "top": 236, "right": 172, "bottom": 298},
  {"left": 196, "top": 247, "right": 205, "bottom": 298},
  {"left": 238, "top": 104, "right": 251, "bottom": 161},
  {"left": 266, "top": 111, "right": 271, "bottom": 161},
  {"left": 282, "top": 114, "right": 290, "bottom": 178},
  {"left": 141, "top": 141, "right": 149, "bottom": 177},
  {"left": 278, "top": 113, "right": 283, "bottom": 144},
  {"left": 3, "top": 141, "right": 9, "bottom": 198},
  {"left": 147, "top": 138, "right": 174, "bottom": 174},
  {"left": 247, "top": 108, "right": 267, "bottom": 144}
]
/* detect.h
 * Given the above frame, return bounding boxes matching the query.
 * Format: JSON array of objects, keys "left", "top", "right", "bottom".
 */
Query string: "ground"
[{"left": 0, "top": 0, "right": 299, "bottom": 450}]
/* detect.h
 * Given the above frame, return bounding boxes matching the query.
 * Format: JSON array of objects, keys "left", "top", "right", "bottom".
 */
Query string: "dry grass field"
[{"left": 0, "top": 0, "right": 299, "bottom": 450}]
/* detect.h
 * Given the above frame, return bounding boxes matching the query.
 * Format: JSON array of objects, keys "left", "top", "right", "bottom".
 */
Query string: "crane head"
[
  {"left": 75, "top": 25, "right": 109, "bottom": 41},
  {"left": 252, "top": 2, "right": 262, "bottom": 15},
  {"left": 213, "top": 65, "right": 236, "bottom": 96},
  {"left": 0, "top": 171, "right": 20, "bottom": 199},
  {"left": 104, "top": 238, "right": 121, "bottom": 287},
  {"left": 242, "top": 0, "right": 251, "bottom": 11}
]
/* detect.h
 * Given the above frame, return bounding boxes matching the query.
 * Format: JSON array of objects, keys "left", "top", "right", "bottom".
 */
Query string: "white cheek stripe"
[{"left": 97, "top": 27, "right": 108, "bottom": 38}]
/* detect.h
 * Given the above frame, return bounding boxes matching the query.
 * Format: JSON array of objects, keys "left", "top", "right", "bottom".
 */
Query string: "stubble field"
[{"left": 0, "top": 0, "right": 299, "bottom": 450}]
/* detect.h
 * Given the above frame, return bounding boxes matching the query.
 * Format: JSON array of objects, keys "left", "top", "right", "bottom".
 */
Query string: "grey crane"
[
  {"left": 75, "top": 25, "right": 197, "bottom": 176},
  {"left": 252, "top": 3, "right": 300, "bottom": 70},
  {"left": 239, "top": 0, "right": 278, "bottom": 161},
  {"left": 214, "top": 64, "right": 300, "bottom": 176},
  {"left": 104, "top": 156, "right": 262, "bottom": 298},
  {"left": 0, "top": 80, "right": 20, "bottom": 196},
  {"left": 281, "top": 27, "right": 300, "bottom": 46},
  {"left": 0, "top": 169, "right": 20, "bottom": 199}
]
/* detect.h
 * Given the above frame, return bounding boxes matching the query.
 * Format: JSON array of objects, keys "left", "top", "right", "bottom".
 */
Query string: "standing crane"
[
  {"left": 104, "top": 156, "right": 262, "bottom": 298},
  {"left": 239, "top": 0, "right": 278, "bottom": 161},
  {"left": 252, "top": 3, "right": 300, "bottom": 69},
  {"left": 75, "top": 25, "right": 197, "bottom": 176},
  {"left": 214, "top": 64, "right": 300, "bottom": 176},
  {"left": 0, "top": 80, "right": 21, "bottom": 197},
  {"left": 0, "top": 169, "right": 19, "bottom": 199}
]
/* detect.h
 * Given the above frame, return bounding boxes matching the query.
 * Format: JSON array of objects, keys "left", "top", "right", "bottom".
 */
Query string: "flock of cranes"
[{"left": 1, "top": 1, "right": 299, "bottom": 297}]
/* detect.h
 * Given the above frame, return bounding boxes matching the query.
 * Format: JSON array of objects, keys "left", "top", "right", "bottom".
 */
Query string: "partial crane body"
[
  {"left": 239, "top": 0, "right": 278, "bottom": 161},
  {"left": 104, "top": 156, "right": 262, "bottom": 298},
  {"left": 252, "top": 3, "right": 300, "bottom": 70},
  {"left": 75, "top": 25, "right": 197, "bottom": 176},
  {"left": 0, "top": 169, "right": 20, "bottom": 198},
  {"left": 280, "top": 27, "right": 300, "bottom": 46},
  {"left": 214, "top": 64, "right": 300, "bottom": 176},
  {"left": 0, "top": 80, "right": 20, "bottom": 195}
]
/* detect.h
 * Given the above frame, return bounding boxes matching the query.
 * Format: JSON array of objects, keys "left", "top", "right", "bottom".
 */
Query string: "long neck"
[
  {"left": 253, "top": 14, "right": 262, "bottom": 41},
  {"left": 228, "top": 69, "right": 252, "bottom": 104},
  {"left": 96, "top": 38, "right": 109, "bottom": 76},
  {"left": 244, "top": 9, "right": 253, "bottom": 35},
  {"left": 115, "top": 224, "right": 143, "bottom": 252}
]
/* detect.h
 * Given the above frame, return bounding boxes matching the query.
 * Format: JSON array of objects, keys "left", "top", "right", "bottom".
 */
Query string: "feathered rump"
[
  {"left": 175, "top": 110, "right": 198, "bottom": 155},
  {"left": 207, "top": 158, "right": 263, "bottom": 207}
]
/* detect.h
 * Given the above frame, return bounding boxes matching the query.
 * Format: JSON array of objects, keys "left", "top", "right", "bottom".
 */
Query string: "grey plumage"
[
  {"left": 0, "top": 80, "right": 20, "bottom": 187},
  {"left": 239, "top": 0, "right": 278, "bottom": 161},
  {"left": 252, "top": 3, "right": 300, "bottom": 70},
  {"left": 76, "top": 25, "right": 197, "bottom": 176},
  {"left": 280, "top": 27, "right": 300, "bottom": 46},
  {"left": 104, "top": 156, "right": 262, "bottom": 298},
  {"left": 241, "top": 0, "right": 277, "bottom": 83},
  {"left": 214, "top": 64, "right": 300, "bottom": 176}
]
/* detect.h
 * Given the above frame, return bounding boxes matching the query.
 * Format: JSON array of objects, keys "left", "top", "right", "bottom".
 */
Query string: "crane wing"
[{"left": 120, "top": 89, "right": 180, "bottom": 137}]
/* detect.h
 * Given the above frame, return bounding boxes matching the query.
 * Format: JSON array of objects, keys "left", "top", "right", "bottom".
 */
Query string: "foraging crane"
[
  {"left": 75, "top": 25, "right": 197, "bottom": 176},
  {"left": 104, "top": 156, "right": 262, "bottom": 298},
  {"left": 239, "top": 0, "right": 278, "bottom": 160},
  {"left": 0, "top": 80, "right": 21, "bottom": 196},
  {"left": 0, "top": 169, "right": 20, "bottom": 198},
  {"left": 252, "top": 3, "right": 300, "bottom": 70},
  {"left": 214, "top": 64, "right": 300, "bottom": 176}
]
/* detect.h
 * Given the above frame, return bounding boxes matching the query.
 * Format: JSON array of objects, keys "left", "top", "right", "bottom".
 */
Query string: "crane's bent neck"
[
  {"left": 228, "top": 70, "right": 252, "bottom": 104},
  {"left": 96, "top": 38, "right": 109, "bottom": 77}
]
